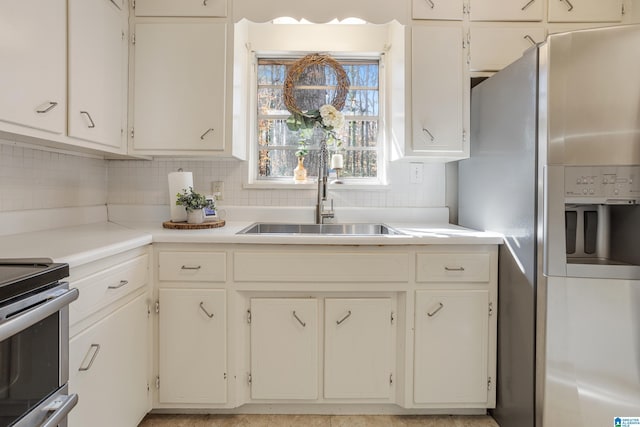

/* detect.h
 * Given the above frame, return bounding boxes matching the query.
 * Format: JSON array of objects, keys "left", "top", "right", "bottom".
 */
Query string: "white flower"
[{"left": 319, "top": 104, "right": 345, "bottom": 130}]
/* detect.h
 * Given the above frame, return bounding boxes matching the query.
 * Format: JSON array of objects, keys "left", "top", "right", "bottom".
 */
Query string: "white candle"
[{"left": 330, "top": 153, "right": 344, "bottom": 169}]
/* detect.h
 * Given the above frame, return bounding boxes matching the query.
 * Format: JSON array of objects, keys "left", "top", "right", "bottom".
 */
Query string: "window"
[{"left": 256, "top": 57, "right": 381, "bottom": 182}]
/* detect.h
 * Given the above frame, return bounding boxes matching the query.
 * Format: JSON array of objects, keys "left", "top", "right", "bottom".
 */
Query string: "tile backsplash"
[
  {"left": 107, "top": 158, "right": 446, "bottom": 208},
  {"left": 0, "top": 141, "right": 107, "bottom": 212},
  {"left": 0, "top": 139, "right": 447, "bottom": 213}
]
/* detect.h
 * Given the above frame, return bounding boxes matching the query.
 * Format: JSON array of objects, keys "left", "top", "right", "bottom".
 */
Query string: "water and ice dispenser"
[{"left": 564, "top": 166, "right": 640, "bottom": 268}]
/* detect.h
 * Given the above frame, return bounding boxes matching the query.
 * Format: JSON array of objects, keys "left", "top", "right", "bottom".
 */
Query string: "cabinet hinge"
[
  {"left": 463, "top": 129, "right": 467, "bottom": 143},
  {"left": 224, "top": 372, "right": 227, "bottom": 380},
  {"left": 489, "top": 302, "right": 494, "bottom": 317},
  {"left": 390, "top": 311, "right": 395, "bottom": 325},
  {"left": 155, "top": 300, "right": 160, "bottom": 314},
  {"left": 146, "top": 382, "right": 150, "bottom": 392},
  {"left": 487, "top": 376, "right": 493, "bottom": 390},
  {"left": 130, "top": 127, "right": 135, "bottom": 138},
  {"left": 132, "top": 0, "right": 135, "bottom": 9},
  {"left": 147, "top": 303, "right": 151, "bottom": 318},
  {"left": 248, "top": 373, "right": 252, "bottom": 385},
  {"left": 156, "top": 376, "right": 160, "bottom": 390},
  {"left": 389, "top": 373, "right": 393, "bottom": 385},
  {"left": 247, "top": 309, "right": 252, "bottom": 324},
  {"left": 131, "top": 33, "right": 136, "bottom": 45}
]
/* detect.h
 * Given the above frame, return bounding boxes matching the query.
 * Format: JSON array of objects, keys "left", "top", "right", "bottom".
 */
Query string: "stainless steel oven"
[{"left": 0, "top": 260, "right": 79, "bottom": 427}]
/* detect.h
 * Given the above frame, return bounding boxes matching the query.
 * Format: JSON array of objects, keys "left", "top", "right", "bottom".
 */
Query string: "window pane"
[{"left": 256, "top": 58, "right": 380, "bottom": 181}]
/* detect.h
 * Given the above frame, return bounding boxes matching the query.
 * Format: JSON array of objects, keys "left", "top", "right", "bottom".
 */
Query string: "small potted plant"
[{"left": 176, "top": 187, "right": 214, "bottom": 224}]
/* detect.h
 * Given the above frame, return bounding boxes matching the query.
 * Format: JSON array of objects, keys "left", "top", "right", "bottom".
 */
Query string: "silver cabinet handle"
[
  {"left": 422, "top": 128, "right": 435, "bottom": 142},
  {"left": 336, "top": 310, "right": 352, "bottom": 325},
  {"left": 424, "top": 0, "right": 435, "bottom": 8},
  {"left": 292, "top": 310, "right": 306, "bottom": 327},
  {"left": 200, "top": 128, "right": 215, "bottom": 140},
  {"left": 444, "top": 266, "right": 465, "bottom": 271},
  {"left": 427, "top": 302, "right": 444, "bottom": 317},
  {"left": 203, "top": 0, "right": 208, "bottom": 5},
  {"left": 78, "top": 344, "right": 101, "bottom": 371},
  {"left": 80, "top": 111, "right": 96, "bottom": 128},
  {"left": 524, "top": 35, "right": 537, "bottom": 46},
  {"left": 108, "top": 280, "right": 128, "bottom": 289},
  {"left": 199, "top": 302, "right": 214, "bottom": 318},
  {"left": 181, "top": 265, "right": 201, "bottom": 270},
  {"left": 560, "top": 0, "right": 574, "bottom": 11},
  {"left": 109, "top": 0, "right": 121, "bottom": 10},
  {"left": 41, "top": 393, "right": 79, "bottom": 427},
  {"left": 521, "top": 0, "right": 535, "bottom": 10},
  {"left": 36, "top": 101, "right": 58, "bottom": 114}
]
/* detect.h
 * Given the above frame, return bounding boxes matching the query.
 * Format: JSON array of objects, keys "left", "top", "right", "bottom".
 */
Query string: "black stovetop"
[{"left": 0, "top": 259, "right": 69, "bottom": 303}]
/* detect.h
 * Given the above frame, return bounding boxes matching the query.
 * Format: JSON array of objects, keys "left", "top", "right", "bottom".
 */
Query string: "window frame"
[{"left": 247, "top": 52, "right": 388, "bottom": 188}]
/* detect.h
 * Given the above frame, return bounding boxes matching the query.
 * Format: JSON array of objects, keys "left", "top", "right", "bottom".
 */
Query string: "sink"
[{"left": 237, "top": 222, "right": 404, "bottom": 236}]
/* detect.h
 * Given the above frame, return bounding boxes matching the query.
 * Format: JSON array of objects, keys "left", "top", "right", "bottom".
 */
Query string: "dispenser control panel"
[{"left": 564, "top": 166, "right": 640, "bottom": 203}]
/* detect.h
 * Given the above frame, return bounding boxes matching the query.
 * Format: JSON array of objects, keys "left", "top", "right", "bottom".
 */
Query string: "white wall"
[
  {"left": 0, "top": 139, "right": 107, "bottom": 212},
  {"left": 107, "top": 158, "right": 446, "bottom": 208}
]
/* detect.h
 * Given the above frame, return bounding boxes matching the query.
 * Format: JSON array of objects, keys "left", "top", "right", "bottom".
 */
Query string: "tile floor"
[{"left": 138, "top": 414, "right": 499, "bottom": 427}]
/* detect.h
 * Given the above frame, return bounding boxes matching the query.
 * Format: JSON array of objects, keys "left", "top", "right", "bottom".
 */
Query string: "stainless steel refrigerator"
[{"left": 458, "top": 24, "right": 640, "bottom": 427}]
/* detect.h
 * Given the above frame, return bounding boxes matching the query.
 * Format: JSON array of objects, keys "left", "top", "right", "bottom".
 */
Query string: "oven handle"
[
  {"left": 0, "top": 288, "right": 79, "bottom": 342},
  {"left": 41, "top": 393, "right": 79, "bottom": 427}
]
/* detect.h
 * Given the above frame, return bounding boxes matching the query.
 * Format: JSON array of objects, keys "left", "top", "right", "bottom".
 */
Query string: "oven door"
[{"left": 0, "top": 283, "right": 79, "bottom": 427}]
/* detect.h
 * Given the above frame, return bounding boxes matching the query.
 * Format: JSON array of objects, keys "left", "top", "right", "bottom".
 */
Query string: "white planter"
[{"left": 187, "top": 209, "right": 204, "bottom": 224}]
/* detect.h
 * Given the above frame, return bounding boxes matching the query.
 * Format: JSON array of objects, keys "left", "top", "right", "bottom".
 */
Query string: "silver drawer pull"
[
  {"left": 79, "top": 344, "right": 101, "bottom": 371},
  {"left": 560, "top": 0, "right": 574, "bottom": 11},
  {"left": 521, "top": 0, "right": 535, "bottom": 10},
  {"left": 36, "top": 101, "right": 58, "bottom": 114},
  {"left": 427, "top": 302, "right": 444, "bottom": 317},
  {"left": 422, "top": 127, "right": 435, "bottom": 142},
  {"left": 200, "top": 128, "right": 215, "bottom": 140},
  {"left": 336, "top": 310, "right": 352, "bottom": 325},
  {"left": 80, "top": 111, "right": 96, "bottom": 128},
  {"left": 181, "top": 265, "right": 202, "bottom": 270},
  {"left": 292, "top": 310, "right": 306, "bottom": 327},
  {"left": 424, "top": 0, "right": 435, "bottom": 8},
  {"left": 108, "top": 280, "right": 128, "bottom": 289},
  {"left": 199, "top": 302, "right": 214, "bottom": 318},
  {"left": 444, "top": 266, "right": 465, "bottom": 272},
  {"left": 524, "top": 35, "right": 537, "bottom": 46}
]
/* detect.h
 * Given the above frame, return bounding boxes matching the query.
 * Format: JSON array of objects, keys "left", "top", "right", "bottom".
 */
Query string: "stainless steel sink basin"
[{"left": 237, "top": 222, "right": 404, "bottom": 236}]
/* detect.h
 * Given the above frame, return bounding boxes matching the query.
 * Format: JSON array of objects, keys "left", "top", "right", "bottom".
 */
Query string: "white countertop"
[{"left": 0, "top": 205, "right": 502, "bottom": 268}]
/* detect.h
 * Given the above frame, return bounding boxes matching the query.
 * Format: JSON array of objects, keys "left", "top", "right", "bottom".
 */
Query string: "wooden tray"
[{"left": 162, "top": 220, "right": 226, "bottom": 230}]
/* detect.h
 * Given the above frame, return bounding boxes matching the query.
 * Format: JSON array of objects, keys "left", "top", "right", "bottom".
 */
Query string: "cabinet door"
[
  {"left": 68, "top": 0, "right": 126, "bottom": 149},
  {"left": 411, "top": 25, "right": 468, "bottom": 159},
  {"left": 324, "top": 298, "right": 393, "bottom": 399},
  {"left": 412, "top": 0, "right": 464, "bottom": 20},
  {"left": 414, "top": 290, "right": 489, "bottom": 404},
  {"left": 0, "top": 0, "right": 65, "bottom": 134},
  {"left": 548, "top": 0, "right": 623, "bottom": 22},
  {"left": 159, "top": 289, "right": 227, "bottom": 404},
  {"left": 133, "top": 21, "right": 226, "bottom": 153},
  {"left": 469, "top": 26, "right": 546, "bottom": 72},
  {"left": 470, "top": 0, "right": 544, "bottom": 21},
  {"left": 69, "top": 294, "right": 149, "bottom": 427},
  {"left": 135, "top": 0, "right": 227, "bottom": 17},
  {"left": 250, "top": 298, "right": 318, "bottom": 400}
]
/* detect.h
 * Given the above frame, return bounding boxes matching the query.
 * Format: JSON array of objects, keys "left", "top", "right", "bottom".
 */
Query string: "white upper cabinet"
[
  {"left": 470, "top": 0, "right": 544, "bottom": 21},
  {"left": 68, "top": 0, "right": 126, "bottom": 150},
  {"left": 412, "top": 0, "right": 465, "bottom": 20},
  {"left": 0, "top": 0, "right": 66, "bottom": 135},
  {"left": 411, "top": 24, "right": 469, "bottom": 160},
  {"left": 548, "top": 0, "right": 623, "bottom": 22},
  {"left": 469, "top": 26, "right": 546, "bottom": 72},
  {"left": 135, "top": 0, "right": 227, "bottom": 17},
  {"left": 132, "top": 20, "right": 227, "bottom": 154}
]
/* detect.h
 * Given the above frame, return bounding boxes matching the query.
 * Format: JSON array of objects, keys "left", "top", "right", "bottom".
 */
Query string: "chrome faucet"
[{"left": 316, "top": 141, "right": 334, "bottom": 224}]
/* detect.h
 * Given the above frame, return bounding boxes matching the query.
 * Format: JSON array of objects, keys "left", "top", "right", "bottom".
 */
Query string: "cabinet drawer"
[
  {"left": 135, "top": 0, "right": 226, "bottom": 16},
  {"left": 416, "top": 253, "right": 490, "bottom": 282},
  {"left": 158, "top": 251, "right": 226, "bottom": 282},
  {"left": 70, "top": 254, "right": 149, "bottom": 326},
  {"left": 234, "top": 252, "right": 409, "bottom": 282},
  {"left": 469, "top": 26, "right": 546, "bottom": 72}
]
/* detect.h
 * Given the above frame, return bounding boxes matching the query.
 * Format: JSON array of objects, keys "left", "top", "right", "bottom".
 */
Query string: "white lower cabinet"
[
  {"left": 414, "top": 290, "right": 490, "bottom": 405},
  {"left": 324, "top": 298, "right": 394, "bottom": 399},
  {"left": 159, "top": 288, "right": 227, "bottom": 404},
  {"left": 250, "top": 298, "right": 319, "bottom": 400},
  {"left": 68, "top": 293, "right": 149, "bottom": 427}
]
